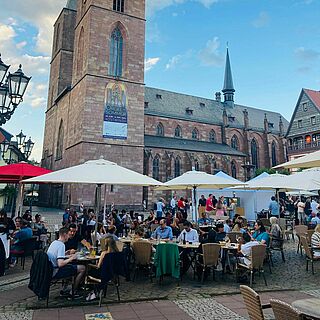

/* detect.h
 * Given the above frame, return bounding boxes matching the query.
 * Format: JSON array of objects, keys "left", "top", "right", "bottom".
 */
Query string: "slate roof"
[
  {"left": 144, "top": 135, "right": 246, "bottom": 157},
  {"left": 144, "top": 87, "right": 289, "bottom": 134},
  {"left": 304, "top": 89, "right": 320, "bottom": 110}
]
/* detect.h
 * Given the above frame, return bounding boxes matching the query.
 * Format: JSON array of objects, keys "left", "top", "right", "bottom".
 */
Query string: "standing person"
[
  {"left": 297, "top": 198, "right": 306, "bottom": 224},
  {"left": 198, "top": 195, "right": 206, "bottom": 218},
  {"left": 305, "top": 198, "right": 312, "bottom": 217},
  {"left": 62, "top": 208, "right": 71, "bottom": 226},
  {"left": 216, "top": 197, "right": 226, "bottom": 217},
  {"left": 170, "top": 195, "right": 177, "bottom": 216},
  {"left": 177, "top": 197, "right": 186, "bottom": 218},
  {"left": 205, "top": 194, "right": 214, "bottom": 218},
  {"left": 268, "top": 196, "right": 280, "bottom": 217},
  {"left": 311, "top": 198, "right": 319, "bottom": 215},
  {"left": 156, "top": 198, "right": 165, "bottom": 222}
]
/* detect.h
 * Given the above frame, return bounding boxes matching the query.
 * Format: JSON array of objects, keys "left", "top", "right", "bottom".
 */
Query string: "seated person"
[
  {"left": 22, "top": 210, "right": 32, "bottom": 224},
  {"left": 9, "top": 218, "right": 33, "bottom": 267},
  {"left": 92, "top": 223, "right": 107, "bottom": 243},
  {"left": 86, "top": 236, "right": 119, "bottom": 301},
  {"left": 232, "top": 222, "right": 246, "bottom": 234},
  {"left": 178, "top": 221, "right": 199, "bottom": 243},
  {"left": 269, "top": 217, "right": 282, "bottom": 248},
  {"left": 47, "top": 227, "right": 86, "bottom": 298},
  {"left": 311, "top": 224, "right": 320, "bottom": 257},
  {"left": 223, "top": 219, "right": 232, "bottom": 233},
  {"left": 237, "top": 233, "right": 260, "bottom": 266},
  {"left": 151, "top": 219, "right": 173, "bottom": 240},
  {"left": 65, "top": 223, "right": 92, "bottom": 253},
  {"left": 0, "top": 209, "right": 15, "bottom": 234},
  {"left": 250, "top": 220, "right": 270, "bottom": 246},
  {"left": 31, "top": 214, "right": 47, "bottom": 235},
  {"left": 170, "top": 218, "right": 181, "bottom": 237},
  {"left": 197, "top": 213, "right": 211, "bottom": 225},
  {"left": 311, "top": 213, "right": 320, "bottom": 225},
  {"left": 105, "top": 225, "right": 119, "bottom": 241},
  {"left": 215, "top": 223, "right": 227, "bottom": 242}
]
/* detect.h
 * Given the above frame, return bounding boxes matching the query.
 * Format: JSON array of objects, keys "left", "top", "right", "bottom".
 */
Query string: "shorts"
[{"left": 53, "top": 264, "right": 77, "bottom": 279}]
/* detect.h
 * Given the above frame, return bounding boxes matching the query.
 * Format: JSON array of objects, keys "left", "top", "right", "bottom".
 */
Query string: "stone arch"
[
  {"left": 152, "top": 154, "right": 160, "bottom": 181},
  {"left": 192, "top": 128, "right": 199, "bottom": 140},
  {"left": 56, "top": 119, "right": 64, "bottom": 160},
  {"left": 76, "top": 26, "right": 85, "bottom": 77},
  {"left": 156, "top": 122, "right": 164, "bottom": 136}
]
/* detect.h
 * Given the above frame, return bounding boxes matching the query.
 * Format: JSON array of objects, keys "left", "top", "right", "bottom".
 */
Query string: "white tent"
[{"left": 274, "top": 149, "right": 320, "bottom": 169}]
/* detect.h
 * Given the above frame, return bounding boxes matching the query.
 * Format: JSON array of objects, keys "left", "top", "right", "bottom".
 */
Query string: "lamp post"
[
  {"left": 0, "top": 130, "right": 34, "bottom": 163},
  {"left": 0, "top": 54, "right": 31, "bottom": 126}
]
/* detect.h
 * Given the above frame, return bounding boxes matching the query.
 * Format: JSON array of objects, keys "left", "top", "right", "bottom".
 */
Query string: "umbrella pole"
[
  {"left": 276, "top": 188, "right": 280, "bottom": 216},
  {"left": 15, "top": 183, "right": 24, "bottom": 218},
  {"left": 103, "top": 184, "right": 107, "bottom": 225},
  {"left": 94, "top": 184, "right": 102, "bottom": 248},
  {"left": 192, "top": 186, "right": 197, "bottom": 222}
]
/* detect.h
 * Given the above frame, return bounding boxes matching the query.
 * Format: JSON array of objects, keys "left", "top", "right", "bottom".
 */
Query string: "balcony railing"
[{"left": 288, "top": 141, "right": 320, "bottom": 153}]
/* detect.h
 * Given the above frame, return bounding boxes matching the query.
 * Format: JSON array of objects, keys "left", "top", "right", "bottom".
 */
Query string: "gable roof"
[
  {"left": 304, "top": 89, "right": 320, "bottom": 110},
  {"left": 144, "top": 87, "right": 288, "bottom": 134}
]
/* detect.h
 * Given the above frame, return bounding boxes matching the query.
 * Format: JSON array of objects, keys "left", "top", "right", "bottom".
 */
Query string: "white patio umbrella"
[
  {"left": 286, "top": 190, "right": 318, "bottom": 197},
  {"left": 284, "top": 168, "right": 320, "bottom": 192},
  {"left": 273, "top": 149, "right": 320, "bottom": 169},
  {"left": 23, "top": 158, "right": 163, "bottom": 241},
  {"left": 156, "top": 170, "right": 245, "bottom": 221}
]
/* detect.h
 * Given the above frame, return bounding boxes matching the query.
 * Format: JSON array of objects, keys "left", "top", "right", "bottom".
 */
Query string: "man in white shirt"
[
  {"left": 311, "top": 199, "right": 319, "bottom": 214},
  {"left": 296, "top": 199, "right": 306, "bottom": 224},
  {"left": 178, "top": 221, "right": 199, "bottom": 243},
  {"left": 47, "top": 227, "right": 86, "bottom": 297},
  {"left": 237, "top": 233, "right": 260, "bottom": 266},
  {"left": 170, "top": 196, "right": 177, "bottom": 216}
]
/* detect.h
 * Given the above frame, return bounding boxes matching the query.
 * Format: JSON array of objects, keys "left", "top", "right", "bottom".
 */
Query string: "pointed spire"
[{"left": 222, "top": 47, "right": 235, "bottom": 108}]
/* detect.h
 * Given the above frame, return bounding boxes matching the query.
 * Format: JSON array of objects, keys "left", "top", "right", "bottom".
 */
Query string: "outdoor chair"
[
  {"left": 236, "top": 244, "right": 267, "bottom": 287},
  {"left": 260, "top": 218, "right": 271, "bottom": 228},
  {"left": 132, "top": 240, "right": 153, "bottom": 282},
  {"left": 295, "top": 225, "right": 308, "bottom": 255},
  {"left": 240, "top": 285, "right": 271, "bottom": 320},
  {"left": 11, "top": 236, "right": 38, "bottom": 270},
  {"left": 279, "top": 218, "right": 294, "bottom": 241},
  {"left": 227, "top": 231, "right": 242, "bottom": 243},
  {"left": 305, "top": 230, "right": 314, "bottom": 245},
  {"left": 300, "top": 235, "right": 320, "bottom": 275},
  {"left": 196, "top": 243, "right": 220, "bottom": 283},
  {"left": 269, "top": 234, "right": 285, "bottom": 263},
  {"left": 150, "top": 224, "right": 158, "bottom": 232},
  {"left": 86, "top": 252, "right": 127, "bottom": 307},
  {"left": 270, "top": 299, "right": 304, "bottom": 320}
]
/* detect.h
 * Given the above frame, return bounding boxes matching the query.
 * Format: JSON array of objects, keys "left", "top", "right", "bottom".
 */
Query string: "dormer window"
[
  {"left": 186, "top": 107, "right": 193, "bottom": 115},
  {"left": 156, "top": 94, "right": 162, "bottom": 99},
  {"left": 268, "top": 122, "right": 274, "bottom": 129},
  {"left": 144, "top": 102, "right": 149, "bottom": 108},
  {"left": 113, "top": 0, "right": 124, "bottom": 12},
  {"left": 199, "top": 102, "right": 205, "bottom": 107},
  {"left": 228, "top": 115, "right": 235, "bottom": 122}
]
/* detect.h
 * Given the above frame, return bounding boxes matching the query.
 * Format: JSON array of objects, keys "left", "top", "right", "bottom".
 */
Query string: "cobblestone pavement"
[{"left": 1, "top": 208, "right": 320, "bottom": 319}]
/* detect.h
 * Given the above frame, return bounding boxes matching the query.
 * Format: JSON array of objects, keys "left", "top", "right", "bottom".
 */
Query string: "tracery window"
[
  {"left": 231, "top": 135, "right": 239, "bottom": 150},
  {"left": 153, "top": 156, "right": 160, "bottom": 180},
  {"left": 192, "top": 128, "right": 199, "bottom": 140},
  {"left": 174, "top": 157, "right": 181, "bottom": 177},
  {"left": 174, "top": 126, "right": 182, "bottom": 138},
  {"left": 251, "top": 138, "right": 259, "bottom": 169},
  {"left": 56, "top": 120, "right": 64, "bottom": 160},
  {"left": 209, "top": 130, "right": 216, "bottom": 142},
  {"left": 231, "top": 161, "right": 237, "bottom": 179},
  {"left": 271, "top": 141, "right": 277, "bottom": 167},
  {"left": 156, "top": 123, "right": 164, "bottom": 136},
  {"left": 110, "top": 27, "right": 123, "bottom": 77}
]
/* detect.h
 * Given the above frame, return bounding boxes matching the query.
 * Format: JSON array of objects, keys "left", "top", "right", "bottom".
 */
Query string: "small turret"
[{"left": 222, "top": 48, "right": 235, "bottom": 108}]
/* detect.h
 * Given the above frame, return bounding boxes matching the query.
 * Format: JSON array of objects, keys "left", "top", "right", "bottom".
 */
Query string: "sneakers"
[
  {"left": 86, "top": 292, "right": 97, "bottom": 301},
  {"left": 65, "top": 291, "right": 82, "bottom": 300}
]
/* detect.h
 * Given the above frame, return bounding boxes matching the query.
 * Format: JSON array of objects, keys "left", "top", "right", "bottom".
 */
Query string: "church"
[{"left": 40, "top": 0, "right": 288, "bottom": 208}]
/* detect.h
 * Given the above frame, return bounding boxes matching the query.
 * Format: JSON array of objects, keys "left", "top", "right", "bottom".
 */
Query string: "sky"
[{"left": 0, "top": 0, "right": 319, "bottom": 161}]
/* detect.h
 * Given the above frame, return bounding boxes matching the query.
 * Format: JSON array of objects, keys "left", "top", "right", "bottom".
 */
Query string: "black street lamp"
[
  {"left": 23, "top": 137, "right": 34, "bottom": 159},
  {"left": 16, "top": 130, "right": 26, "bottom": 150},
  {"left": 0, "top": 54, "right": 31, "bottom": 126}
]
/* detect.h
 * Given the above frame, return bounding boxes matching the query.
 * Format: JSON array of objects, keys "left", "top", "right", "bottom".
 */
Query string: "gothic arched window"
[
  {"left": 56, "top": 120, "right": 64, "bottom": 160},
  {"left": 113, "top": 0, "right": 124, "bottom": 12},
  {"left": 174, "top": 126, "right": 182, "bottom": 138},
  {"left": 209, "top": 129, "right": 216, "bottom": 142},
  {"left": 77, "top": 27, "right": 84, "bottom": 76},
  {"left": 231, "top": 135, "right": 239, "bottom": 150},
  {"left": 110, "top": 27, "right": 123, "bottom": 77},
  {"left": 194, "top": 159, "right": 200, "bottom": 171},
  {"left": 153, "top": 156, "right": 160, "bottom": 180},
  {"left": 156, "top": 123, "right": 164, "bottom": 136},
  {"left": 174, "top": 157, "right": 181, "bottom": 177},
  {"left": 271, "top": 141, "right": 277, "bottom": 167},
  {"left": 192, "top": 128, "right": 199, "bottom": 140},
  {"left": 251, "top": 138, "right": 259, "bottom": 169},
  {"left": 231, "top": 161, "right": 237, "bottom": 179}
]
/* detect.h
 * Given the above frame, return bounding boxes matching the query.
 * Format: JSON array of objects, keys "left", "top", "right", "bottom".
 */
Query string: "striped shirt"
[{"left": 311, "top": 232, "right": 320, "bottom": 257}]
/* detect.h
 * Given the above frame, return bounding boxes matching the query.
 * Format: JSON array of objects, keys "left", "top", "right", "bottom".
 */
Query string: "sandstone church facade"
[{"left": 41, "top": 0, "right": 288, "bottom": 208}]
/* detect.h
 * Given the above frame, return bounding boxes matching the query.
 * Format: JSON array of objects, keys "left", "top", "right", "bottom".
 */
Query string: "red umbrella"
[{"left": 0, "top": 162, "right": 52, "bottom": 183}]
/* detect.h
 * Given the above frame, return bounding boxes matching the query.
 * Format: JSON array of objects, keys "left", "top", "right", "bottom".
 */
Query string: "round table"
[{"left": 292, "top": 298, "right": 320, "bottom": 318}]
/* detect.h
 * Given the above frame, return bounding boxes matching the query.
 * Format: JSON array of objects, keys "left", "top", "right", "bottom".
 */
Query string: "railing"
[{"left": 288, "top": 141, "right": 320, "bottom": 153}]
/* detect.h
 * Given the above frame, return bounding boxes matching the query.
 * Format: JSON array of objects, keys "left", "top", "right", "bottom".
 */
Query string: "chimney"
[{"left": 215, "top": 92, "right": 221, "bottom": 102}]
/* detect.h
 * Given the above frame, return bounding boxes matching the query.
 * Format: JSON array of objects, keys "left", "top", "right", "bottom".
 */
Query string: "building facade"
[
  {"left": 286, "top": 89, "right": 320, "bottom": 162},
  {"left": 41, "top": 0, "right": 288, "bottom": 208}
]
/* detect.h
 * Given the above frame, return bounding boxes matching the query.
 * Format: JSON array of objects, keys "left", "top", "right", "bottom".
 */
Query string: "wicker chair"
[
  {"left": 295, "top": 225, "right": 308, "bottom": 255},
  {"left": 227, "top": 231, "right": 242, "bottom": 243},
  {"left": 237, "top": 244, "right": 267, "bottom": 287},
  {"left": 279, "top": 218, "right": 294, "bottom": 241},
  {"left": 269, "top": 234, "right": 285, "bottom": 263},
  {"left": 150, "top": 224, "right": 158, "bottom": 232},
  {"left": 196, "top": 243, "right": 220, "bottom": 283},
  {"left": 270, "top": 299, "right": 304, "bottom": 320},
  {"left": 132, "top": 241, "right": 153, "bottom": 281},
  {"left": 240, "top": 285, "right": 271, "bottom": 320},
  {"left": 300, "top": 235, "right": 320, "bottom": 274},
  {"left": 305, "top": 230, "right": 315, "bottom": 245}
]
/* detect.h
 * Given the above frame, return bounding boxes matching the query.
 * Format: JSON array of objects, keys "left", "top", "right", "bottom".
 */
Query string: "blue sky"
[{"left": 0, "top": 0, "right": 319, "bottom": 161}]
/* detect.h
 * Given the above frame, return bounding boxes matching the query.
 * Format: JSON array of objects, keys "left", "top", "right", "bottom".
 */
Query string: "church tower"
[
  {"left": 42, "top": 0, "right": 146, "bottom": 207},
  {"left": 222, "top": 48, "right": 235, "bottom": 108}
]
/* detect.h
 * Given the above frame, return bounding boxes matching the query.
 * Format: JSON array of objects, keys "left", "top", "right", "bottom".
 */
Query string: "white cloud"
[
  {"left": 30, "top": 97, "right": 47, "bottom": 108},
  {"left": 0, "top": 23, "right": 16, "bottom": 42},
  {"left": 16, "top": 41, "right": 27, "bottom": 49},
  {"left": 252, "top": 11, "right": 269, "bottom": 28},
  {"left": 198, "top": 37, "right": 223, "bottom": 66},
  {"left": 145, "top": 57, "right": 160, "bottom": 71},
  {"left": 294, "top": 47, "right": 320, "bottom": 61},
  {"left": 166, "top": 54, "right": 182, "bottom": 69}
]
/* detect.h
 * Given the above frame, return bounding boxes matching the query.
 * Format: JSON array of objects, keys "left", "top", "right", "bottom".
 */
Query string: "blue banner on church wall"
[{"left": 103, "top": 82, "right": 128, "bottom": 140}]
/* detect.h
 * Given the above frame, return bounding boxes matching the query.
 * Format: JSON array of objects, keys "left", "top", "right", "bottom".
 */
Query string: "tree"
[{"left": 254, "top": 167, "right": 290, "bottom": 177}]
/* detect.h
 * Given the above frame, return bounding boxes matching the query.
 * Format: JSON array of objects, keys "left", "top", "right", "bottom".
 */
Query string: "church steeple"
[{"left": 222, "top": 48, "right": 235, "bottom": 108}]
